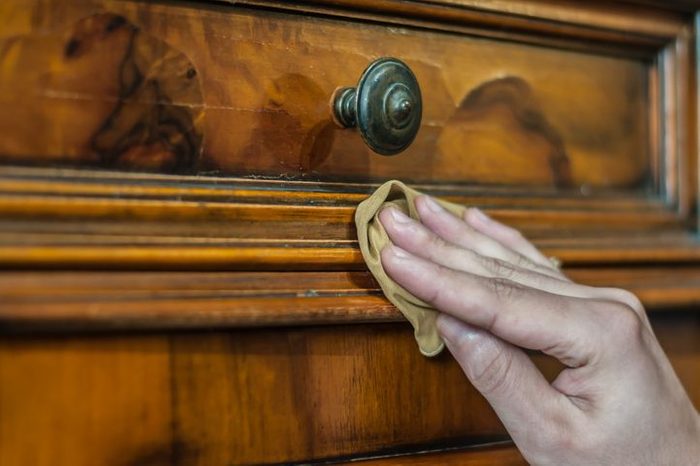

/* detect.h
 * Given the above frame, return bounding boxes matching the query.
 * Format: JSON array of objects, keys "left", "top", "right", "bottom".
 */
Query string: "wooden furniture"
[{"left": 1, "top": 1, "right": 699, "bottom": 464}]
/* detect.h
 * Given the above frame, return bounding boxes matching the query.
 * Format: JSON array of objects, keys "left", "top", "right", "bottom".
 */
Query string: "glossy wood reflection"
[{"left": 0, "top": 0, "right": 650, "bottom": 188}]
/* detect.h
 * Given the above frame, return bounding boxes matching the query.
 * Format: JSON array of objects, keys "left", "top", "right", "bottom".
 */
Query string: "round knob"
[{"left": 331, "top": 58, "right": 422, "bottom": 156}]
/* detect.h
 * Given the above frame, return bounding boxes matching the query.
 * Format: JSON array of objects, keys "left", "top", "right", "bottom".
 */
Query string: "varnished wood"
[
  {"left": 0, "top": 166, "right": 698, "bottom": 271},
  {"left": 0, "top": 316, "right": 697, "bottom": 465},
  {"left": 241, "top": 0, "right": 685, "bottom": 49},
  {"left": 1, "top": 0, "right": 655, "bottom": 189},
  {"left": 2, "top": 268, "right": 700, "bottom": 332},
  {"left": 0, "top": 0, "right": 699, "bottom": 464},
  {"left": 0, "top": 336, "right": 172, "bottom": 466},
  {"left": 342, "top": 443, "right": 525, "bottom": 465}
]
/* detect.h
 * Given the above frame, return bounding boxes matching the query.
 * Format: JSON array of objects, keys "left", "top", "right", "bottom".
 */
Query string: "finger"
[
  {"left": 381, "top": 245, "right": 600, "bottom": 366},
  {"left": 437, "top": 313, "right": 577, "bottom": 448},
  {"left": 464, "top": 207, "right": 560, "bottom": 273},
  {"left": 414, "top": 196, "right": 562, "bottom": 280},
  {"left": 380, "top": 206, "right": 618, "bottom": 305},
  {"left": 379, "top": 206, "right": 647, "bottom": 325},
  {"left": 381, "top": 206, "right": 569, "bottom": 288}
]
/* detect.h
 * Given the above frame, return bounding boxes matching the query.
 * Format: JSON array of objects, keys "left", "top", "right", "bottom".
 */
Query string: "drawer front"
[
  {"left": 0, "top": 0, "right": 696, "bottom": 271},
  {"left": 1, "top": 316, "right": 698, "bottom": 465},
  {"left": 0, "top": 0, "right": 652, "bottom": 189}
]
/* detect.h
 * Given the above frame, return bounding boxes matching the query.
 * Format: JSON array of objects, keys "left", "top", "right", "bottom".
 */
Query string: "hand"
[{"left": 378, "top": 196, "right": 700, "bottom": 465}]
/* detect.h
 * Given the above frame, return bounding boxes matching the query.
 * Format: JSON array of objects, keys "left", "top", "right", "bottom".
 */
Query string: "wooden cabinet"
[{"left": 1, "top": 1, "right": 699, "bottom": 464}]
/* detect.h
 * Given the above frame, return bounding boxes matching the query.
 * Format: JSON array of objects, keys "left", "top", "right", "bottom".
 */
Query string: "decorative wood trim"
[
  {"left": 338, "top": 442, "right": 524, "bottom": 465},
  {"left": 2, "top": 267, "right": 699, "bottom": 332},
  {"left": 0, "top": 164, "right": 696, "bottom": 269},
  {"left": 231, "top": 0, "right": 686, "bottom": 53}
]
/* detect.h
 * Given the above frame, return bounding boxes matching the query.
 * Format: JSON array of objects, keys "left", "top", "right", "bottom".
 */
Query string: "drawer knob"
[{"left": 332, "top": 58, "right": 422, "bottom": 155}]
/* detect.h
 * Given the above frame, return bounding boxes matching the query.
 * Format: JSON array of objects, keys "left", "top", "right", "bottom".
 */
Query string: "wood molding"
[
  {"left": 232, "top": 0, "right": 686, "bottom": 52},
  {"left": 2, "top": 267, "right": 699, "bottom": 332},
  {"left": 0, "top": 164, "right": 697, "bottom": 269},
  {"left": 338, "top": 442, "right": 525, "bottom": 465}
]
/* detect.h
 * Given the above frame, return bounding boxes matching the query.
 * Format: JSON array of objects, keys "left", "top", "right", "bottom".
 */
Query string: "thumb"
[{"left": 437, "top": 313, "right": 574, "bottom": 447}]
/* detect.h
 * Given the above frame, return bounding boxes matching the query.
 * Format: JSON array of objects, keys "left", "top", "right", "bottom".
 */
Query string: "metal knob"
[{"left": 331, "top": 58, "right": 422, "bottom": 156}]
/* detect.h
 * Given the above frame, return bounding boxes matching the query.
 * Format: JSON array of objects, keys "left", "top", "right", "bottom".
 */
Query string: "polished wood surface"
[
  {"left": 2, "top": 268, "right": 700, "bottom": 332},
  {"left": 0, "top": 315, "right": 697, "bottom": 465},
  {"left": 0, "top": 336, "right": 172, "bottom": 466},
  {"left": 0, "top": 166, "right": 697, "bottom": 272},
  {"left": 1, "top": 0, "right": 655, "bottom": 188},
  {"left": 344, "top": 444, "right": 526, "bottom": 465},
  {"left": 1, "top": 0, "right": 699, "bottom": 464}
]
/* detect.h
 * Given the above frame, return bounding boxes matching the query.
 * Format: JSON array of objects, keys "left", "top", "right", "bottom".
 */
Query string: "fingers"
[
  {"left": 437, "top": 314, "right": 577, "bottom": 445},
  {"left": 381, "top": 206, "right": 577, "bottom": 291},
  {"left": 413, "top": 196, "right": 562, "bottom": 280},
  {"left": 378, "top": 206, "right": 643, "bottom": 314},
  {"left": 463, "top": 206, "right": 560, "bottom": 273},
  {"left": 381, "top": 245, "right": 598, "bottom": 367}
]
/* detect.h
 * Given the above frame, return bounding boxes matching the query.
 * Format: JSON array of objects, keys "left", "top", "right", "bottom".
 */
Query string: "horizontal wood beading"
[{"left": 2, "top": 268, "right": 700, "bottom": 332}]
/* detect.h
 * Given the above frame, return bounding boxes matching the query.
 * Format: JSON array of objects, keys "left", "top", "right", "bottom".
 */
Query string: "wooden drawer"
[
  {"left": 0, "top": 0, "right": 697, "bottom": 269},
  {"left": 1, "top": 0, "right": 654, "bottom": 189},
  {"left": 1, "top": 315, "right": 698, "bottom": 465}
]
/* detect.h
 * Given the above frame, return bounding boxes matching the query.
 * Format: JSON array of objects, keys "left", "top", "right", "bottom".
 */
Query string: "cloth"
[{"left": 355, "top": 180, "right": 467, "bottom": 357}]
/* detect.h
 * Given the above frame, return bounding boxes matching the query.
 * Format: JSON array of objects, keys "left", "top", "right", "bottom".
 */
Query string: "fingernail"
[
  {"left": 422, "top": 195, "right": 444, "bottom": 213},
  {"left": 470, "top": 208, "right": 492, "bottom": 225},
  {"left": 389, "top": 207, "right": 412, "bottom": 224},
  {"left": 437, "top": 313, "right": 478, "bottom": 344}
]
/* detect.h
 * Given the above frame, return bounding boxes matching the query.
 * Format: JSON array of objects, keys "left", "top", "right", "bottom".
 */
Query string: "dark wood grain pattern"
[
  {"left": 0, "top": 0, "right": 653, "bottom": 189},
  {"left": 0, "top": 10, "right": 203, "bottom": 173}
]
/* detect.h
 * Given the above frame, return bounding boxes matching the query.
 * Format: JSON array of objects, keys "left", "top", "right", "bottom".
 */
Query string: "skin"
[{"left": 378, "top": 195, "right": 700, "bottom": 465}]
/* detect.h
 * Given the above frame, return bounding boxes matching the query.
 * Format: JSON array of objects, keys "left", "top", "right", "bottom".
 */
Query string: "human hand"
[{"left": 378, "top": 196, "right": 700, "bottom": 465}]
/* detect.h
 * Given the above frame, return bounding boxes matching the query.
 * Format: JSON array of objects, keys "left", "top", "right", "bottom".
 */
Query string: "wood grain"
[
  {"left": 0, "top": 1, "right": 698, "bottom": 464},
  {"left": 0, "top": 315, "right": 697, "bottom": 465},
  {"left": 154, "top": 325, "right": 566, "bottom": 463},
  {"left": 240, "top": 0, "right": 685, "bottom": 48},
  {"left": 2, "top": 267, "right": 700, "bottom": 332},
  {"left": 0, "top": 0, "right": 653, "bottom": 189},
  {"left": 0, "top": 165, "right": 696, "bottom": 271},
  {"left": 0, "top": 336, "right": 172, "bottom": 466}
]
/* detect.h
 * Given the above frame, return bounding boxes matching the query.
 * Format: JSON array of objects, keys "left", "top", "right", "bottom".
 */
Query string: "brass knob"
[{"left": 332, "top": 58, "right": 422, "bottom": 156}]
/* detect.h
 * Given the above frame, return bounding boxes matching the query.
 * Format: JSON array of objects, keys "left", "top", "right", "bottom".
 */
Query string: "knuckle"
[
  {"left": 610, "top": 288, "right": 645, "bottom": 315},
  {"left": 425, "top": 232, "right": 450, "bottom": 258},
  {"left": 487, "top": 276, "right": 520, "bottom": 304},
  {"left": 470, "top": 345, "right": 514, "bottom": 396},
  {"left": 423, "top": 265, "right": 454, "bottom": 309},
  {"left": 504, "top": 226, "right": 525, "bottom": 243},
  {"left": 605, "top": 302, "right": 644, "bottom": 345},
  {"left": 480, "top": 255, "right": 518, "bottom": 280}
]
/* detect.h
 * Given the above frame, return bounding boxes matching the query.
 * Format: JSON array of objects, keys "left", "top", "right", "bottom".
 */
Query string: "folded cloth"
[{"left": 355, "top": 180, "right": 467, "bottom": 357}]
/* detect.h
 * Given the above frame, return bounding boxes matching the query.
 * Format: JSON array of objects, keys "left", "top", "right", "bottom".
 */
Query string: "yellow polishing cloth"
[{"left": 355, "top": 180, "right": 467, "bottom": 357}]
